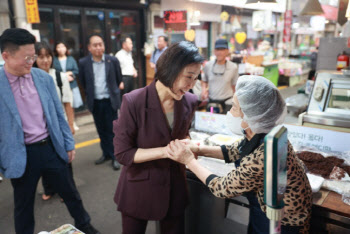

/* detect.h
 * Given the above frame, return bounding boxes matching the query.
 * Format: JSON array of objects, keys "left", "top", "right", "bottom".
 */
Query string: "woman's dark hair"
[
  {"left": 155, "top": 41, "right": 204, "bottom": 88},
  {"left": 33, "top": 42, "right": 54, "bottom": 68},
  {"left": 54, "top": 41, "right": 68, "bottom": 57},
  {"left": 0, "top": 28, "right": 36, "bottom": 53}
]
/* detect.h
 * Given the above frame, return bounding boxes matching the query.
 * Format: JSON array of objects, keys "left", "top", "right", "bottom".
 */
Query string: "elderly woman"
[
  {"left": 113, "top": 41, "right": 204, "bottom": 234},
  {"left": 167, "top": 76, "right": 312, "bottom": 234}
]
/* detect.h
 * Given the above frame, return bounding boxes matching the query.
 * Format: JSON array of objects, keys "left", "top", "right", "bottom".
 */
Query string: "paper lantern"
[
  {"left": 220, "top": 11, "right": 229, "bottom": 22},
  {"left": 235, "top": 32, "right": 247, "bottom": 44},
  {"left": 185, "top": 29, "right": 195, "bottom": 41}
]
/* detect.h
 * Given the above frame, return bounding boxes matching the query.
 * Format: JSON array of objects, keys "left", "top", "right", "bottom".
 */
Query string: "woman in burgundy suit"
[{"left": 113, "top": 41, "right": 204, "bottom": 234}]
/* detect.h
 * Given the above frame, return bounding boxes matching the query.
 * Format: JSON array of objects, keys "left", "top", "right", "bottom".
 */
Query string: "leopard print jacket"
[{"left": 207, "top": 140, "right": 313, "bottom": 233}]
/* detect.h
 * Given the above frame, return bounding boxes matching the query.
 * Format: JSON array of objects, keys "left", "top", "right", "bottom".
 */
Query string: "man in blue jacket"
[
  {"left": 79, "top": 35, "right": 122, "bottom": 170},
  {"left": 0, "top": 28, "right": 99, "bottom": 234}
]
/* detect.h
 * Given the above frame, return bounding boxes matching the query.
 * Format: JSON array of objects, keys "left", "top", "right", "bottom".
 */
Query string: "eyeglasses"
[
  {"left": 212, "top": 60, "right": 226, "bottom": 76},
  {"left": 24, "top": 55, "right": 38, "bottom": 64}
]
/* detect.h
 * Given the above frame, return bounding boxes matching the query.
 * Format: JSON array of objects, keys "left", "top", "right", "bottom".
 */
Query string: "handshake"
[{"left": 165, "top": 139, "right": 200, "bottom": 165}]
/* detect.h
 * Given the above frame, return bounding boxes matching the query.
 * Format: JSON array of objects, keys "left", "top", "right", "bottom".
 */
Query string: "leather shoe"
[
  {"left": 112, "top": 160, "right": 120, "bottom": 170},
  {"left": 77, "top": 223, "right": 100, "bottom": 234},
  {"left": 95, "top": 155, "right": 110, "bottom": 165}
]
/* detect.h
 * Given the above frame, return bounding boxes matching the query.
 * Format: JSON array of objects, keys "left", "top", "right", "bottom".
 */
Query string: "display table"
[
  {"left": 311, "top": 190, "right": 350, "bottom": 233},
  {"left": 185, "top": 170, "right": 350, "bottom": 234}
]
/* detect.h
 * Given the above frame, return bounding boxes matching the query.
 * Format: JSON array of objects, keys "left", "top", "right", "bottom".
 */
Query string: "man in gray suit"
[
  {"left": 79, "top": 35, "right": 122, "bottom": 170},
  {"left": 0, "top": 28, "right": 99, "bottom": 234}
]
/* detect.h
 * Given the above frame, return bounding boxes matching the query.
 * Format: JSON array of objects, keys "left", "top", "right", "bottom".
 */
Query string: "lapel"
[
  {"left": 146, "top": 81, "right": 171, "bottom": 139},
  {"left": 146, "top": 81, "right": 185, "bottom": 140},
  {"left": 54, "top": 57, "right": 62, "bottom": 71},
  {"left": 0, "top": 69, "right": 22, "bottom": 127},
  {"left": 104, "top": 54, "right": 111, "bottom": 84},
  {"left": 87, "top": 55, "right": 94, "bottom": 84}
]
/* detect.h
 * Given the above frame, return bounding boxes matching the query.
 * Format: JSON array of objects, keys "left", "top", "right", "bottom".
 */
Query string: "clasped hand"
[{"left": 166, "top": 139, "right": 199, "bottom": 165}]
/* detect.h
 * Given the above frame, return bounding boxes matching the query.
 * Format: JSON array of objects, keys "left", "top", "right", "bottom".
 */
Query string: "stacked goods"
[
  {"left": 296, "top": 151, "right": 349, "bottom": 180},
  {"left": 49, "top": 224, "right": 83, "bottom": 234}
]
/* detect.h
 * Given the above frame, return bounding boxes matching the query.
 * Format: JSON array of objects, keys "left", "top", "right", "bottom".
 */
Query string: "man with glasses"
[
  {"left": 201, "top": 39, "right": 238, "bottom": 113},
  {"left": 0, "top": 28, "right": 100, "bottom": 234}
]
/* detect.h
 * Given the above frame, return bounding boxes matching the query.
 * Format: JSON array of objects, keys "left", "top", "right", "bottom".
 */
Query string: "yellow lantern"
[
  {"left": 185, "top": 29, "right": 196, "bottom": 41},
  {"left": 235, "top": 32, "right": 247, "bottom": 44},
  {"left": 220, "top": 11, "right": 229, "bottom": 22}
]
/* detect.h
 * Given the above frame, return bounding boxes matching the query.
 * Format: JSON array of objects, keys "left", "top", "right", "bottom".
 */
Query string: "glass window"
[
  {"left": 32, "top": 8, "right": 55, "bottom": 48},
  {"left": 328, "top": 87, "right": 350, "bottom": 110},
  {"left": 86, "top": 10, "right": 106, "bottom": 40},
  {"left": 59, "top": 9, "right": 82, "bottom": 61},
  {"left": 108, "top": 11, "right": 139, "bottom": 88}
]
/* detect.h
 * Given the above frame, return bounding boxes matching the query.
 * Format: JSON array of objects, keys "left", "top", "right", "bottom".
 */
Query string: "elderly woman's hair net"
[{"left": 235, "top": 75, "right": 287, "bottom": 134}]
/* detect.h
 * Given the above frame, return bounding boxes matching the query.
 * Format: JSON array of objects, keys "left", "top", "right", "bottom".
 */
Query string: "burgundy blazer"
[{"left": 113, "top": 81, "right": 197, "bottom": 220}]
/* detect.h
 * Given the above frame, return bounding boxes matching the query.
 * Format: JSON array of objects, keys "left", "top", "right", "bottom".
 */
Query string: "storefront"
[{"left": 32, "top": 0, "right": 147, "bottom": 88}]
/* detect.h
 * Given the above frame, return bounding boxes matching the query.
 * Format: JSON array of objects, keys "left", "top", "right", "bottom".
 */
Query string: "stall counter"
[{"left": 185, "top": 168, "right": 350, "bottom": 234}]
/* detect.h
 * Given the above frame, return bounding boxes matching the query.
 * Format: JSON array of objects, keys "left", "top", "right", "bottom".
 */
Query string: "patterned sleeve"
[
  {"left": 221, "top": 139, "right": 242, "bottom": 163},
  {"left": 208, "top": 145, "right": 264, "bottom": 198}
]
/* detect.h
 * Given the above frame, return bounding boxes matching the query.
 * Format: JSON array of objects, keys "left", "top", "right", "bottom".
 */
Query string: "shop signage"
[
  {"left": 284, "top": 124, "right": 350, "bottom": 153},
  {"left": 194, "top": 112, "right": 232, "bottom": 135},
  {"left": 25, "top": 0, "right": 40, "bottom": 24},
  {"left": 283, "top": 10, "right": 292, "bottom": 43},
  {"left": 321, "top": 4, "right": 338, "bottom": 21},
  {"left": 163, "top": 10, "right": 187, "bottom": 32},
  {"left": 122, "top": 16, "right": 136, "bottom": 26}
]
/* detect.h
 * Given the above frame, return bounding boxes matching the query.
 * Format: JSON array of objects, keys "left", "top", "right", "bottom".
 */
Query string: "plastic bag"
[{"left": 285, "top": 94, "right": 309, "bottom": 114}]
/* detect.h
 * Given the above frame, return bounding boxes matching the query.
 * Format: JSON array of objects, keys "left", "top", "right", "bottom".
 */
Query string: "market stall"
[{"left": 185, "top": 110, "right": 350, "bottom": 233}]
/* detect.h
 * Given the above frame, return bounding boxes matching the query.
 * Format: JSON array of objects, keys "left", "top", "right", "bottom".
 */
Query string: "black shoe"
[
  {"left": 95, "top": 155, "right": 110, "bottom": 165},
  {"left": 112, "top": 160, "right": 120, "bottom": 170},
  {"left": 77, "top": 223, "right": 100, "bottom": 234}
]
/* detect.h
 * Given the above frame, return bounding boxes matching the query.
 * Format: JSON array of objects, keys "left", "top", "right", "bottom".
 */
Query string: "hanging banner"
[
  {"left": 283, "top": 10, "right": 292, "bottom": 43},
  {"left": 338, "top": 0, "right": 349, "bottom": 26},
  {"left": 25, "top": 0, "right": 40, "bottom": 24}
]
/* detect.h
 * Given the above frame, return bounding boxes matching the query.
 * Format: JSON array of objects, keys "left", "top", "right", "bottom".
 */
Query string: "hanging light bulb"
[{"left": 299, "top": 0, "right": 324, "bottom": 16}]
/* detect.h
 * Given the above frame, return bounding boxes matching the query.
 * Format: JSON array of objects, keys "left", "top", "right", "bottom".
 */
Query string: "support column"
[
  {"left": 0, "top": 1, "right": 11, "bottom": 33},
  {"left": 12, "top": 0, "right": 32, "bottom": 30}
]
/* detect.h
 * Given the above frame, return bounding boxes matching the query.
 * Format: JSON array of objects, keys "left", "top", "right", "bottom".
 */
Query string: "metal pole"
[{"left": 270, "top": 220, "right": 280, "bottom": 234}]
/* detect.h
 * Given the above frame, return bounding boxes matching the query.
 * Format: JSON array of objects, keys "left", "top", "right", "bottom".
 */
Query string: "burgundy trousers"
[{"left": 121, "top": 212, "right": 184, "bottom": 234}]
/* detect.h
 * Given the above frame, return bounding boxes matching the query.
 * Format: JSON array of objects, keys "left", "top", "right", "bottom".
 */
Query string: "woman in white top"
[{"left": 33, "top": 42, "right": 76, "bottom": 201}]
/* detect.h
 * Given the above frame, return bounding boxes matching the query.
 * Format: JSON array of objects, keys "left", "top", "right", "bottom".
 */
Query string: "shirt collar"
[
  {"left": 91, "top": 54, "right": 105, "bottom": 63},
  {"left": 122, "top": 49, "right": 131, "bottom": 55},
  {"left": 4, "top": 67, "right": 31, "bottom": 84},
  {"left": 159, "top": 46, "right": 167, "bottom": 52}
]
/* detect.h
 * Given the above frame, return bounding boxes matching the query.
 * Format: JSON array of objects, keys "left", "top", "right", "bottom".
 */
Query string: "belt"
[
  {"left": 94, "top": 98, "right": 110, "bottom": 102},
  {"left": 26, "top": 137, "right": 51, "bottom": 146}
]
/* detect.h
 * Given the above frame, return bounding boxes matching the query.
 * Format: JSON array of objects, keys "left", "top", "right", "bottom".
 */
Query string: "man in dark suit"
[{"left": 79, "top": 35, "right": 122, "bottom": 170}]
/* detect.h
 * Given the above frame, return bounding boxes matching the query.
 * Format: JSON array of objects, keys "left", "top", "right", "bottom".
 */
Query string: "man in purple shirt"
[{"left": 0, "top": 28, "right": 99, "bottom": 234}]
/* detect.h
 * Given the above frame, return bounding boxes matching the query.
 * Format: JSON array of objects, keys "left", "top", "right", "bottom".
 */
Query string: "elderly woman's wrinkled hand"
[
  {"left": 180, "top": 139, "right": 200, "bottom": 153},
  {"left": 166, "top": 140, "right": 195, "bottom": 165}
]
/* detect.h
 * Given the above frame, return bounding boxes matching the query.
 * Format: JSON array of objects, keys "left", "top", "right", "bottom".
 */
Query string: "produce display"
[
  {"left": 296, "top": 151, "right": 349, "bottom": 180},
  {"left": 38, "top": 224, "right": 83, "bottom": 234}
]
